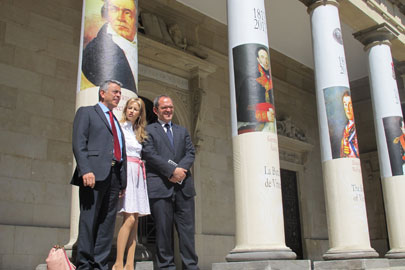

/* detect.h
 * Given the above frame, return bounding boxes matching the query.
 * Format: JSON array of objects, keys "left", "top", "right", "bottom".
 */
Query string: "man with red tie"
[{"left": 71, "top": 79, "right": 127, "bottom": 270}]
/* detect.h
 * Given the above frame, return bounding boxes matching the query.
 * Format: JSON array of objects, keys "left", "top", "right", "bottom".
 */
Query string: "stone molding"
[
  {"left": 138, "top": 33, "right": 217, "bottom": 148},
  {"left": 278, "top": 135, "right": 314, "bottom": 165},
  {"left": 365, "top": 0, "right": 405, "bottom": 34},
  {"left": 353, "top": 23, "right": 399, "bottom": 49},
  {"left": 139, "top": 63, "right": 189, "bottom": 90},
  {"left": 138, "top": 34, "right": 216, "bottom": 80},
  {"left": 302, "top": 0, "right": 340, "bottom": 14}
]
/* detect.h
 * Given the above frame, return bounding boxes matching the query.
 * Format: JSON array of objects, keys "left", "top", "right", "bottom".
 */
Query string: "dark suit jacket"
[
  {"left": 82, "top": 24, "right": 137, "bottom": 92},
  {"left": 71, "top": 104, "right": 127, "bottom": 190},
  {"left": 142, "top": 122, "right": 196, "bottom": 199}
]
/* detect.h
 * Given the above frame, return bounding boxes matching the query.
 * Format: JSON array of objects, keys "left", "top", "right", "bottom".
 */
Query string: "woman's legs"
[
  {"left": 113, "top": 213, "right": 137, "bottom": 270},
  {"left": 124, "top": 213, "right": 139, "bottom": 270}
]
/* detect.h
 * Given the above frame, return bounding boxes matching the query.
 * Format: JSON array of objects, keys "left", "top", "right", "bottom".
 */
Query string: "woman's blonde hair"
[{"left": 121, "top": 97, "right": 148, "bottom": 142}]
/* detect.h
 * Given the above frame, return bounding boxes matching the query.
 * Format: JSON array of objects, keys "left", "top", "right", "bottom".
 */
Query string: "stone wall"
[
  {"left": 191, "top": 49, "right": 236, "bottom": 269},
  {"left": 0, "top": 0, "right": 81, "bottom": 269}
]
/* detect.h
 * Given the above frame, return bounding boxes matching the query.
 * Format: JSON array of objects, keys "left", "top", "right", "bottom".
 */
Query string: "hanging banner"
[
  {"left": 66, "top": 0, "right": 139, "bottom": 248},
  {"left": 226, "top": 0, "right": 295, "bottom": 261},
  {"left": 309, "top": 3, "right": 377, "bottom": 259},
  {"left": 228, "top": 2, "right": 276, "bottom": 136},
  {"left": 367, "top": 44, "right": 403, "bottom": 178},
  {"left": 233, "top": 44, "right": 276, "bottom": 134},
  {"left": 324, "top": 86, "right": 359, "bottom": 159},
  {"left": 76, "top": 0, "right": 138, "bottom": 115},
  {"left": 383, "top": 116, "right": 405, "bottom": 176}
]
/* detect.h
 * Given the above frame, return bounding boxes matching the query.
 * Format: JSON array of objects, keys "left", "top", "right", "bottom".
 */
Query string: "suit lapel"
[
  {"left": 154, "top": 122, "right": 175, "bottom": 154},
  {"left": 117, "top": 119, "right": 126, "bottom": 158},
  {"left": 94, "top": 104, "right": 112, "bottom": 133}
]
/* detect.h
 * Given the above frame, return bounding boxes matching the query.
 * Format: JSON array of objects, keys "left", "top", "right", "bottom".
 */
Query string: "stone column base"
[
  {"left": 213, "top": 260, "right": 311, "bottom": 270},
  {"left": 226, "top": 249, "right": 297, "bottom": 262},
  {"left": 323, "top": 249, "right": 379, "bottom": 260},
  {"left": 386, "top": 250, "right": 405, "bottom": 259},
  {"left": 313, "top": 258, "right": 389, "bottom": 269}
]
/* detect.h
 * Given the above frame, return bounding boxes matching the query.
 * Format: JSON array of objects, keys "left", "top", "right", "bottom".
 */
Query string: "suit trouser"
[
  {"left": 76, "top": 165, "right": 121, "bottom": 270},
  {"left": 150, "top": 190, "right": 199, "bottom": 270}
]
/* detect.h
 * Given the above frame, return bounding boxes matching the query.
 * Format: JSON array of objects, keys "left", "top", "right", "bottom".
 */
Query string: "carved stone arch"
[{"left": 167, "top": 89, "right": 191, "bottom": 131}]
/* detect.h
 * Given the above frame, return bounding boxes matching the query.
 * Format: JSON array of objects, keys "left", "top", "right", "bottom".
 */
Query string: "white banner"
[
  {"left": 368, "top": 44, "right": 403, "bottom": 177},
  {"left": 227, "top": 0, "right": 293, "bottom": 259},
  {"left": 228, "top": 0, "right": 275, "bottom": 137}
]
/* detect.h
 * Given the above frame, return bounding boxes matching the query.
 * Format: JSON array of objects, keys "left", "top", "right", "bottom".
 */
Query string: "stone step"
[
  {"left": 36, "top": 261, "right": 154, "bottom": 270},
  {"left": 212, "top": 259, "right": 405, "bottom": 270},
  {"left": 212, "top": 260, "right": 311, "bottom": 270}
]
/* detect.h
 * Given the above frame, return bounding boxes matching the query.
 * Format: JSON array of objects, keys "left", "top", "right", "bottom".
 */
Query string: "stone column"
[
  {"left": 354, "top": 24, "right": 405, "bottom": 259},
  {"left": 305, "top": 0, "right": 378, "bottom": 260},
  {"left": 66, "top": 0, "right": 139, "bottom": 256},
  {"left": 226, "top": 0, "right": 296, "bottom": 261}
]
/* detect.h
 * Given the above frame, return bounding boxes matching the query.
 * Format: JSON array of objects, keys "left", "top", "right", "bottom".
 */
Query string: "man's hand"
[
  {"left": 83, "top": 172, "right": 95, "bottom": 188},
  {"left": 169, "top": 167, "right": 187, "bottom": 183},
  {"left": 119, "top": 189, "right": 126, "bottom": 198}
]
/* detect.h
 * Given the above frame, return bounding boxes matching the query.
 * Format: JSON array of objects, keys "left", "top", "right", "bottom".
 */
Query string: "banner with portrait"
[
  {"left": 383, "top": 116, "right": 405, "bottom": 176},
  {"left": 324, "top": 86, "right": 359, "bottom": 160},
  {"left": 226, "top": 0, "right": 292, "bottom": 256},
  {"left": 76, "top": 0, "right": 138, "bottom": 116},
  {"left": 233, "top": 43, "right": 276, "bottom": 135}
]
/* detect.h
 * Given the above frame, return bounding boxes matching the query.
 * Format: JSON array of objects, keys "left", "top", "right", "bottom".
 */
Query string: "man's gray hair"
[
  {"left": 153, "top": 95, "right": 171, "bottom": 108},
  {"left": 98, "top": 80, "right": 123, "bottom": 101}
]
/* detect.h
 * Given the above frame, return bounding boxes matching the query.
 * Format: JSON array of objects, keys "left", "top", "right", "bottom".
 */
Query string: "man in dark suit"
[
  {"left": 71, "top": 79, "right": 127, "bottom": 270},
  {"left": 82, "top": 0, "right": 137, "bottom": 92},
  {"left": 142, "top": 95, "right": 199, "bottom": 270}
]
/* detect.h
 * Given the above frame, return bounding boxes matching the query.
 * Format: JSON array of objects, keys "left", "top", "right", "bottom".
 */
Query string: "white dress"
[{"left": 118, "top": 121, "right": 150, "bottom": 216}]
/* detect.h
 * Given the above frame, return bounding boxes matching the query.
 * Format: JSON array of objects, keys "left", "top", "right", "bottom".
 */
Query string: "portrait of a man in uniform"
[
  {"left": 81, "top": 0, "right": 138, "bottom": 93},
  {"left": 324, "top": 86, "right": 359, "bottom": 159},
  {"left": 393, "top": 119, "right": 405, "bottom": 174},
  {"left": 383, "top": 116, "right": 405, "bottom": 176},
  {"left": 340, "top": 91, "right": 359, "bottom": 158},
  {"left": 233, "top": 44, "right": 276, "bottom": 134}
]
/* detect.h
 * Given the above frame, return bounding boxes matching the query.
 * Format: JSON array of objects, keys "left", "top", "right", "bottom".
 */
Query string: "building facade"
[{"left": 0, "top": 0, "right": 405, "bottom": 269}]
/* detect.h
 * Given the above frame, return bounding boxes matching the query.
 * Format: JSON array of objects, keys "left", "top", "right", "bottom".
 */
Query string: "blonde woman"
[{"left": 113, "top": 98, "right": 150, "bottom": 270}]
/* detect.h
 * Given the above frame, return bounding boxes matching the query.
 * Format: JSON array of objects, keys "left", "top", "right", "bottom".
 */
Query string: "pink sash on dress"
[{"left": 127, "top": 156, "right": 146, "bottom": 181}]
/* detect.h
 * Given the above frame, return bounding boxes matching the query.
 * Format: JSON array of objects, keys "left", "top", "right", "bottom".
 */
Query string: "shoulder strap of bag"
[{"left": 62, "top": 247, "right": 76, "bottom": 270}]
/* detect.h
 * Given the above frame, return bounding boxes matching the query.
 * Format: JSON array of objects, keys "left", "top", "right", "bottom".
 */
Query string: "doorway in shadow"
[{"left": 281, "top": 169, "right": 303, "bottom": 259}]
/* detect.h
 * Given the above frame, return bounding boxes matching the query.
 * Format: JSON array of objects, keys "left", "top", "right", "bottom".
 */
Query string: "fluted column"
[
  {"left": 354, "top": 23, "right": 405, "bottom": 259},
  {"left": 226, "top": 0, "right": 295, "bottom": 261},
  {"left": 305, "top": 0, "right": 378, "bottom": 260}
]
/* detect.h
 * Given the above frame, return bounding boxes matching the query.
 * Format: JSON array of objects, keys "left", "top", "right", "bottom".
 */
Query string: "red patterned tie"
[{"left": 108, "top": 111, "right": 121, "bottom": 161}]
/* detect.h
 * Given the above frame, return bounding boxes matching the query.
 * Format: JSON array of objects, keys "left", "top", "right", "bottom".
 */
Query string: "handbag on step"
[{"left": 45, "top": 245, "right": 76, "bottom": 270}]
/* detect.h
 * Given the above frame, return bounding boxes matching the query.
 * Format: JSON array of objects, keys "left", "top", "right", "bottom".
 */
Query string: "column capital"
[
  {"left": 353, "top": 23, "right": 399, "bottom": 50},
  {"left": 300, "top": 0, "right": 340, "bottom": 13}
]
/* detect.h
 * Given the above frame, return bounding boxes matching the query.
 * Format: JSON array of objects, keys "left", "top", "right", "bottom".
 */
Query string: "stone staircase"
[
  {"left": 36, "top": 258, "right": 405, "bottom": 270},
  {"left": 212, "top": 259, "right": 405, "bottom": 270}
]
